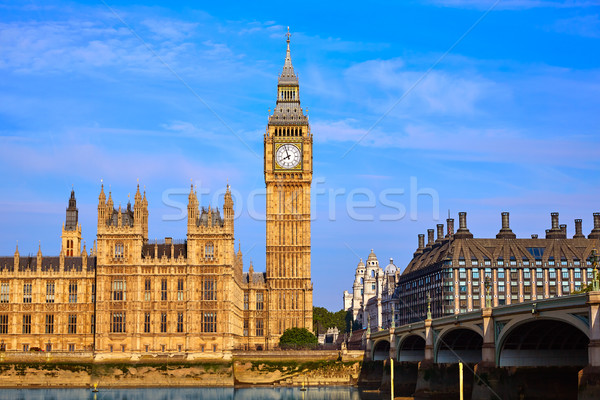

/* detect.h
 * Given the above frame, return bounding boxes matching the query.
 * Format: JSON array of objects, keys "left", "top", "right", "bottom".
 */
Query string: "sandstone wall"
[{"left": 0, "top": 351, "right": 363, "bottom": 388}]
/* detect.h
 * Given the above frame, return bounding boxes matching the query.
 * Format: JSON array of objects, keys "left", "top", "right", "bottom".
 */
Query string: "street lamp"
[
  {"left": 591, "top": 249, "right": 599, "bottom": 292},
  {"left": 484, "top": 276, "right": 492, "bottom": 308},
  {"left": 426, "top": 291, "right": 432, "bottom": 320}
]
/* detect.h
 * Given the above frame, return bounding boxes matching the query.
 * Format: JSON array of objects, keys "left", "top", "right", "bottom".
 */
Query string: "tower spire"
[
  {"left": 269, "top": 29, "right": 307, "bottom": 127},
  {"left": 279, "top": 27, "right": 298, "bottom": 84}
]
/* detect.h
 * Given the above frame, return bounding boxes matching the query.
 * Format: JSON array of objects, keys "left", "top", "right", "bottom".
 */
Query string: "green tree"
[
  {"left": 345, "top": 310, "right": 361, "bottom": 332},
  {"left": 313, "top": 306, "right": 355, "bottom": 334},
  {"left": 279, "top": 327, "right": 318, "bottom": 349}
]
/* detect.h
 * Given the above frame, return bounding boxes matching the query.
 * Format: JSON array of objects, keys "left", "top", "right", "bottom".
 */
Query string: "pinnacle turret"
[
  {"left": 135, "top": 182, "right": 142, "bottom": 203},
  {"left": 99, "top": 181, "right": 106, "bottom": 203}
]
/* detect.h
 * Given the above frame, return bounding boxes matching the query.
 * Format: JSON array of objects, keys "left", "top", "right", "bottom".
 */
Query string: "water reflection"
[{"left": 0, "top": 387, "right": 390, "bottom": 400}]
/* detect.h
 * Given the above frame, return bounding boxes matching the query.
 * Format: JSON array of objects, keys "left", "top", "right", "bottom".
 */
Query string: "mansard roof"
[
  {"left": 107, "top": 203, "right": 134, "bottom": 227},
  {"left": 41, "top": 256, "right": 60, "bottom": 272},
  {"left": 402, "top": 236, "right": 600, "bottom": 278},
  {"left": 0, "top": 257, "right": 14, "bottom": 272},
  {"left": 142, "top": 242, "right": 187, "bottom": 259},
  {"left": 198, "top": 207, "right": 223, "bottom": 227},
  {"left": 0, "top": 255, "right": 96, "bottom": 273},
  {"left": 402, "top": 212, "right": 600, "bottom": 279},
  {"left": 243, "top": 271, "right": 266, "bottom": 285}
]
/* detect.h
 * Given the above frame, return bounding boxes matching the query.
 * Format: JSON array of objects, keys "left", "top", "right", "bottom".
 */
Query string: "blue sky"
[{"left": 1, "top": 0, "right": 599, "bottom": 311}]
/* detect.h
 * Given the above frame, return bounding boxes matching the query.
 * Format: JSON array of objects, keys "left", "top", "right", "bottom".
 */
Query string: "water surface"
[{"left": 0, "top": 387, "right": 392, "bottom": 400}]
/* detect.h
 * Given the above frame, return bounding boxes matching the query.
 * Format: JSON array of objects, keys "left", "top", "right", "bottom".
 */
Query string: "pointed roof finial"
[{"left": 279, "top": 27, "right": 298, "bottom": 85}]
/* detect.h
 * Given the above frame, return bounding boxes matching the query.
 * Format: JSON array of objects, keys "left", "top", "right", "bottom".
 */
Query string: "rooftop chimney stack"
[
  {"left": 436, "top": 224, "right": 444, "bottom": 242},
  {"left": 546, "top": 212, "right": 563, "bottom": 239},
  {"left": 560, "top": 224, "right": 567, "bottom": 237},
  {"left": 531, "top": 234, "right": 538, "bottom": 239},
  {"left": 459, "top": 212, "right": 467, "bottom": 229},
  {"left": 496, "top": 211, "right": 516, "bottom": 239},
  {"left": 446, "top": 218, "right": 454, "bottom": 237},
  {"left": 414, "top": 234, "right": 426, "bottom": 256},
  {"left": 454, "top": 211, "right": 474, "bottom": 239},
  {"left": 427, "top": 229, "right": 435, "bottom": 246},
  {"left": 574, "top": 219, "right": 584, "bottom": 239},
  {"left": 589, "top": 212, "right": 600, "bottom": 239},
  {"left": 551, "top": 212, "right": 559, "bottom": 230}
]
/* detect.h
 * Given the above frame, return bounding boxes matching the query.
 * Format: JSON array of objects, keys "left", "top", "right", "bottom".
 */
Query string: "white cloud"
[{"left": 311, "top": 57, "right": 495, "bottom": 117}]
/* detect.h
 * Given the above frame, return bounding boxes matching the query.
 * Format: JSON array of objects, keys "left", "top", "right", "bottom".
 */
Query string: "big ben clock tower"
[{"left": 265, "top": 29, "right": 313, "bottom": 342}]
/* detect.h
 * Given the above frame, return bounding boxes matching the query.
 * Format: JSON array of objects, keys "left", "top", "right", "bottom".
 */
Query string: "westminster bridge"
[{"left": 365, "top": 291, "right": 600, "bottom": 399}]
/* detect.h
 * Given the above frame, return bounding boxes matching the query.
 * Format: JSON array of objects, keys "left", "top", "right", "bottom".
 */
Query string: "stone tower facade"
[
  {"left": 61, "top": 189, "right": 81, "bottom": 257},
  {"left": 0, "top": 35, "right": 314, "bottom": 355},
  {"left": 264, "top": 31, "right": 314, "bottom": 342}
]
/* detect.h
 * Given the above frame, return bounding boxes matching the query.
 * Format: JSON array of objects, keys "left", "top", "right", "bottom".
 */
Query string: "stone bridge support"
[
  {"left": 389, "top": 328, "right": 396, "bottom": 360},
  {"left": 587, "top": 292, "right": 600, "bottom": 366},
  {"left": 481, "top": 308, "right": 495, "bottom": 366},
  {"left": 365, "top": 332, "right": 372, "bottom": 361},
  {"left": 424, "top": 318, "right": 433, "bottom": 363},
  {"left": 472, "top": 307, "right": 500, "bottom": 400},
  {"left": 579, "top": 292, "right": 600, "bottom": 400}
]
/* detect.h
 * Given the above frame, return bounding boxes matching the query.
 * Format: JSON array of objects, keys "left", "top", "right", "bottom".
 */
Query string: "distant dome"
[{"left": 384, "top": 258, "right": 399, "bottom": 275}]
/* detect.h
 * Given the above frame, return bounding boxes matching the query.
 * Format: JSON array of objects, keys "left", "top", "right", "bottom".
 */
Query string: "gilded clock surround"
[{"left": 274, "top": 142, "right": 303, "bottom": 170}]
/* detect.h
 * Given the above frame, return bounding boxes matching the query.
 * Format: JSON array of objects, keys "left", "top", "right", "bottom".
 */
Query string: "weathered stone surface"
[{"left": 0, "top": 355, "right": 361, "bottom": 388}]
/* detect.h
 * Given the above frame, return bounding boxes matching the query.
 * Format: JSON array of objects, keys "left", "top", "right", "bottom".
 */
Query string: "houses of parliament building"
[{"left": 0, "top": 35, "right": 313, "bottom": 356}]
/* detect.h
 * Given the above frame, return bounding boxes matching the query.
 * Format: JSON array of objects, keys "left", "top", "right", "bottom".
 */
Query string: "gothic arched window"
[
  {"left": 115, "top": 243, "right": 124, "bottom": 259},
  {"left": 205, "top": 242, "right": 214, "bottom": 259}
]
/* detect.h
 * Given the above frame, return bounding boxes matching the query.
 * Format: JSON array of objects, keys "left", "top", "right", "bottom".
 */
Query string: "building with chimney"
[
  {"left": 0, "top": 33, "right": 313, "bottom": 355},
  {"left": 343, "top": 211, "right": 600, "bottom": 331},
  {"left": 394, "top": 211, "right": 600, "bottom": 326}
]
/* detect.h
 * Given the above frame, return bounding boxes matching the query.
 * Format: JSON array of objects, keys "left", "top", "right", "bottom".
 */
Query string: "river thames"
[{"left": 0, "top": 387, "right": 399, "bottom": 400}]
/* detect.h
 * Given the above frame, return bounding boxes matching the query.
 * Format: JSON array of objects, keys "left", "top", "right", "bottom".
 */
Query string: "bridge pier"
[
  {"left": 389, "top": 327, "right": 397, "bottom": 360},
  {"left": 579, "top": 292, "right": 600, "bottom": 399},
  {"left": 424, "top": 318, "right": 433, "bottom": 363},
  {"left": 471, "top": 307, "right": 501, "bottom": 400},
  {"left": 365, "top": 332, "right": 372, "bottom": 361},
  {"left": 481, "top": 308, "right": 495, "bottom": 366}
]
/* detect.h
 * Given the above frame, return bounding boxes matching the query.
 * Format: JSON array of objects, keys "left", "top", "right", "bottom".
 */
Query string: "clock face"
[{"left": 276, "top": 143, "right": 301, "bottom": 169}]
